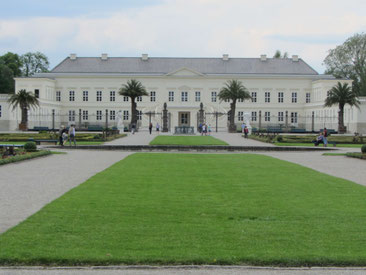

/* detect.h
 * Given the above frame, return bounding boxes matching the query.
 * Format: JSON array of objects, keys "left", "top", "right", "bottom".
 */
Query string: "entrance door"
[{"left": 178, "top": 112, "right": 190, "bottom": 127}]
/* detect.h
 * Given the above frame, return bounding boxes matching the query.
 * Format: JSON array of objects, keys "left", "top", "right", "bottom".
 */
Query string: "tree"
[
  {"left": 273, "top": 50, "right": 289, "bottom": 58},
  {"left": 21, "top": 52, "right": 49, "bottom": 76},
  {"left": 118, "top": 79, "right": 148, "bottom": 127},
  {"left": 0, "top": 52, "right": 22, "bottom": 77},
  {"left": 218, "top": 80, "right": 251, "bottom": 133},
  {"left": 324, "top": 82, "right": 360, "bottom": 134},
  {"left": 324, "top": 33, "right": 366, "bottom": 96},
  {"left": 0, "top": 62, "right": 15, "bottom": 94},
  {"left": 8, "top": 89, "right": 39, "bottom": 130}
]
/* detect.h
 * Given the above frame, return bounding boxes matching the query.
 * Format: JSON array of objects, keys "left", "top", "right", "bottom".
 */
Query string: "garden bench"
[
  {"left": 34, "top": 139, "right": 58, "bottom": 145},
  {"left": 31, "top": 126, "right": 49, "bottom": 131},
  {"left": 328, "top": 141, "right": 337, "bottom": 147},
  {"left": 290, "top": 128, "right": 306, "bottom": 133},
  {"left": 88, "top": 125, "right": 104, "bottom": 131}
]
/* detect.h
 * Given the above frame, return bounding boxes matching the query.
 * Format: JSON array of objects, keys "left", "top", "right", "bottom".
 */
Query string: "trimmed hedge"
[
  {"left": 0, "top": 150, "right": 51, "bottom": 166},
  {"left": 346, "top": 152, "right": 366, "bottom": 160},
  {"left": 362, "top": 145, "right": 366, "bottom": 154}
]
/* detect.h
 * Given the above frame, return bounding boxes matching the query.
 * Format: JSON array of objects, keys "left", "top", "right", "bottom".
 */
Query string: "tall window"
[
  {"left": 96, "top": 110, "right": 102, "bottom": 120},
  {"left": 137, "top": 110, "right": 142, "bottom": 120},
  {"left": 291, "top": 112, "right": 298, "bottom": 123},
  {"left": 211, "top": 91, "right": 217, "bottom": 102},
  {"left": 238, "top": 111, "right": 244, "bottom": 121},
  {"left": 292, "top": 92, "right": 297, "bottom": 103},
  {"left": 150, "top": 91, "right": 156, "bottom": 102},
  {"left": 137, "top": 96, "right": 142, "bottom": 102},
  {"left": 251, "top": 111, "right": 257, "bottom": 121},
  {"left": 123, "top": 96, "right": 129, "bottom": 102},
  {"left": 181, "top": 91, "right": 188, "bottom": 102},
  {"left": 195, "top": 91, "right": 200, "bottom": 102},
  {"left": 97, "top": 91, "right": 102, "bottom": 102},
  {"left": 265, "top": 111, "right": 270, "bottom": 121},
  {"left": 83, "top": 91, "right": 88, "bottom": 102},
  {"left": 56, "top": 91, "right": 61, "bottom": 102},
  {"left": 265, "top": 92, "right": 270, "bottom": 103},
  {"left": 306, "top": 93, "right": 311, "bottom": 103},
  {"left": 278, "top": 111, "right": 284, "bottom": 122},
  {"left": 169, "top": 91, "right": 174, "bottom": 102},
  {"left": 238, "top": 98, "right": 244, "bottom": 102},
  {"left": 69, "top": 91, "right": 75, "bottom": 101},
  {"left": 110, "top": 91, "right": 115, "bottom": 102},
  {"left": 82, "top": 110, "right": 88, "bottom": 120},
  {"left": 34, "top": 89, "right": 39, "bottom": 98},
  {"left": 251, "top": 92, "right": 257, "bottom": 103},
  {"left": 278, "top": 92, "right": 284, "bottom": 103},
  {"left": 110, "top": 110, "right": 116, "bottom": 120},
  {"left": 0, "top": 105, "right": 2, "bottom": 117},
  {"left": 123, "top": 110, "right": 129, "bottom": 120},
  {"left": 68, "top": 110, "right": 75, "bottom": 121}
]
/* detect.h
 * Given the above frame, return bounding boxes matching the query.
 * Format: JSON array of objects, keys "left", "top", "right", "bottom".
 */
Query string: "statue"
[
  {"left": 117, "top": 111, "right": 124, "bottom": 131},
  {"left": 243, "top": 112, "right": 252, "bottom": 134}
]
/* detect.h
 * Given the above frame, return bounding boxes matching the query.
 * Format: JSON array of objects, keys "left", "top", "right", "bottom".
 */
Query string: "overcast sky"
[{"left": 1, "top": 0, "right": 365, "bottom": 73}]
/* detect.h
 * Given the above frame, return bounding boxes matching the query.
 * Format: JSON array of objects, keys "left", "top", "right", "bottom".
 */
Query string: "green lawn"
[
  {"left": 150, "top": 135, "right": 228, "bottom": 145},
  {"left": 1, "top": 153, "right": 366, "bottom": 266},
  {"left": 275, "top": 142, "right": 363, "bottom": 148}
]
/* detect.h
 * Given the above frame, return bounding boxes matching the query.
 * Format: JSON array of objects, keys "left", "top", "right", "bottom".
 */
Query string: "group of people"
[
  {"left": 241, "top": 123, "right": 249, "bottom": 138},
  {"left": 198, "top": 123, "right": 211, "bottom": 136},
  {"left": 148, "top": 122, "right": 160, "bottom": 134},
  {"left": 314, "top": 127, "right": 328, "bottom": 147},
  {"left": 59, "top": 125, "right": 76, "bottom": 146}
]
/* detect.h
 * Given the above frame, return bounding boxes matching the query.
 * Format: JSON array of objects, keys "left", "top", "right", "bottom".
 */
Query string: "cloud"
[{"left": 1, "top": 0, "right": 366, "bottom": 73}]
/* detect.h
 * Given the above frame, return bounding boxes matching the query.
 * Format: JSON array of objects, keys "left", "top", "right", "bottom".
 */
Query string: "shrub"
[
  {"left": 276, "top": 135, "right": 283, "bottom": 142},
  {"left": 24, "top": 142, "right": 37, "bottom": 152},
  {"left": 361, "top": 144, "right": 366, "bottom": 154}
]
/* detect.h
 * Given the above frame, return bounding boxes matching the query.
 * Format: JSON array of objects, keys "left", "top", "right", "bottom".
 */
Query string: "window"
[
  {"left": 137, "top": 96, "right": 142, "bottom": 102},
  {"left": 278, "top": 111, "right": 284, "bottom": 122},
  {"left": 56, "top": 91, "right": 61, "bottom": 102},
  {"left": 195, "top": 91, "right": 200, "bottom": 102},
  {"left": 291, "top": 112, "right": 298, "bottom": 123},
  {"left": 265, "top": 92, "right": 270, "bottom": 103},
  {"left": 181, "top": 91, "right": 188, "bottom": 102},
  {"left": 137, "top": 110, "right": 142, "bottom": 120},
  {"left": 110, "top": 110, "right": 116, "bottom": 120},
  {"left": 265, "top": 111, "right": 270, "bottom": 122},
  {"left": 69, "top": 91, "right": 75, "bottom": 101},
  {"left": 0, "top": 105, "right": 2, "bottom": 117},
  {"left": 292, "top": 92, "right": 297, "bottom": 103},
  {"left": 251, "top": 92, "right": 257, "bottom": 103},
  {"left": 82, "top": 110, "right": 88, "bottom": 120},
  {"left": 110, "top": 91, "right": 115, "bottom": 102},
  {"left": 211, "top": 91, "right": 217, "bottom": 102},
  {"left": 238, "top": 98, "right": 244, "bottom": 103},
  {"left": 306, "top": 93, "right": 311, "bottom": 103},
  {"left": 96, "top": 110, "right": 102, "bottom": 120},
  {"left": 97, "top": 91, "right": 102, "bottom": 102},
  {"left": 34, "top": 89, "right": 39, "bottom": 98},
  {"left": 150, "top": 91, "right": 156, "bottom": 102},
  {"left": 83, "top": 91, "right": 88, "bottom": 102},
  {"left": 238, "top": 111, "right": 244, "bottom": 121},
  {"left": 68, "top": 110, "right": 75, "bottom": 121},
  {"left": 278, "top": 92, "right": 284, "bottom": 103},
  {"left": 251, "top": 111, "right": 257, "bottom": 122},
  {"left": 123, "top": 96, "right": 129, "bottom": 102},
  {"left": 168, "top": 91, "right": 174, "bottom": 102},
  {"left": 123, "top": 110, "right": 129, "bottom": 120}
]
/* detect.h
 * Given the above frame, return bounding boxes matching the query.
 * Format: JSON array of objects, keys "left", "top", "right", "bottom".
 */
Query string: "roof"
[{"left": 50, "top": 57, "right": 319, "bottom": 75}]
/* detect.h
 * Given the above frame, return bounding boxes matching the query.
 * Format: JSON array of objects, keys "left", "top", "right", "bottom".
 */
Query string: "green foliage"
[
  {"left": 24, "top": 141, "right": 37, "bottom": 151},
  {"left": 0, "top": 150, "right": 50, "bottom": 166},
  {"left": 276, "top": 135, "right": 283, "bottom": 142},
  {"left": 20, "top": 52, "right": 49, "bottom": 77},
  {"left": 362, "top": 144, "right": 366, "bottom": 154},
  {"left": 1, "top": 153, "right": 366, "bottom": 266},
  {"left": 346, "top": 152, "right": 366, "bottom": 160},
  {"left": 273, "top": 50, "right": 289, "bottom": 58},
  {"left": 0, "top": 63, "right": 15, "bottom": 94},
  {"left": 324, "top": 33, "right": 366, "bottom": 96},
  {"left": 0, "top": 52, "right": 22, "bottom": 77}
]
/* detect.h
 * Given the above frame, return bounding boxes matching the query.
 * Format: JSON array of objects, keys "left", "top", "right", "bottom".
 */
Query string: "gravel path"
[{"left": 0, "top": 150, "right": 132, "bottom": 234}]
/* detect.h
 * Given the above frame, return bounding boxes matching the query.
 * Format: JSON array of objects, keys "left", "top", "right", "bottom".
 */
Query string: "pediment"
[{"left": 166, "top": 67, "right": 205, "bottom": 77}]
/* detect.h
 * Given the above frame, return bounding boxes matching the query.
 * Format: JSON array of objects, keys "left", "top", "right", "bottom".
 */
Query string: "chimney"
[
  {"left": 292, "top": 55, "right": 299, "bottom": 62},
  {"left": 141, "top": 54, "right": 148, "bottom": 61},
  {"left": 70, "top": 53, "right": 77, "bottom": 60},
  {"left": 101, "top": 53, "right": 108, "bottom": 60},
  {"left": 222, "top": 54, "right": 229, "bottom": 61},
  {"left": 260, "top": 54, "right": 267, "bottom": 61}
]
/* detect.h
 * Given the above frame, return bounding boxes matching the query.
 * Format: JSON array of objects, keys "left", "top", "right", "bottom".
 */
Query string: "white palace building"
[{"left": 0, "top": 53, "right": 365, "bottom": 133}]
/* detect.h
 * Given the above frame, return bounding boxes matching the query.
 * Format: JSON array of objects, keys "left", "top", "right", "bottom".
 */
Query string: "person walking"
[
  {"left": 59, "top": 125, "right": 65, "bottom": 146},
  {"left": 68, "top": 124, "right": 76, "bottom": 146},
  {"left": 241, "top": 122, "right": 246, "bottom": 134},
  {"left": 244, "top": 126, "right": 249, "bottom": 138},
  {"left": 156, "top": 122, "right": 160, "bottom": 133},
  {"left": 323, "top": 127, "right": 328, "bottom": 147},
  {"left": 208, "top": 124, "right": 212, "bottom": 135},
  {"left": 202, "top": 124, "right": 207, "bottom": 136},
  {"left": 149, "top": 122, "right": 153, "bottom": 134}
]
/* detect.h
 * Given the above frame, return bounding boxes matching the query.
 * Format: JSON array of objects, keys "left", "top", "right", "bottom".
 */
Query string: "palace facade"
[{"left": 0, "top": 54, "right": 365, "bottom": 133}]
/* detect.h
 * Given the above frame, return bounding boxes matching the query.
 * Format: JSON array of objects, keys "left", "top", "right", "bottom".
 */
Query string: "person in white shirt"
[{"left": 68, "top": 124, "right": 76, "bottom": 146}]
